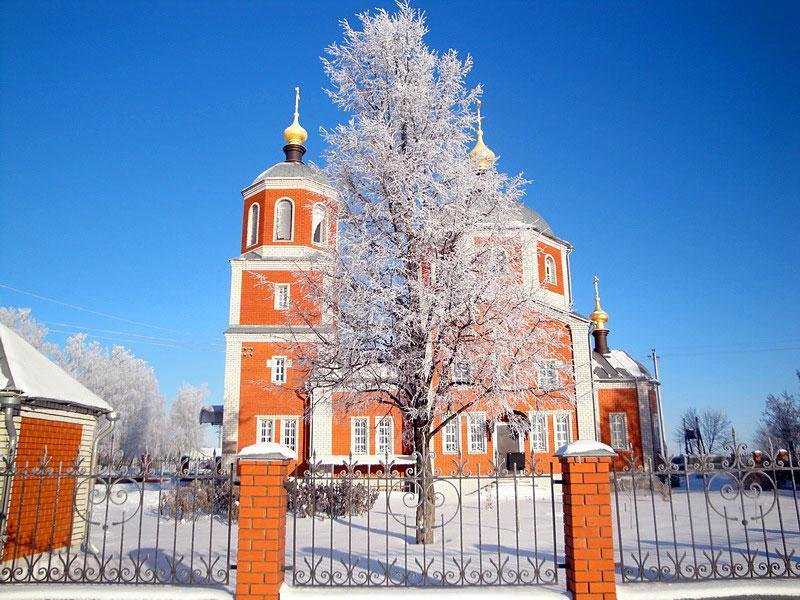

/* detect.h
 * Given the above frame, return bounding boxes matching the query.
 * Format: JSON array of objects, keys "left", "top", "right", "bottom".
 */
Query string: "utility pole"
[{"left": 650, "top": 348, "right": 668, "bottom": 457}]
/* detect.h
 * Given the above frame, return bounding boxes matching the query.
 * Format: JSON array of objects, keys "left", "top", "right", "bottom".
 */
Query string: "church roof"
[
  {"left": 252, "top": 161, "right": 328, "bottom": 185},
  {"left": 507, "top": 203, "right": 554, "bottom": 237},
  {"left": 592, "top": 349, "right": 653, "bottom": 382}
]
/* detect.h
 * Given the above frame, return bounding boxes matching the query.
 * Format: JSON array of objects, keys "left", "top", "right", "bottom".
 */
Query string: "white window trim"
[
  {"left": 374, "top": 415, "right": 394, "bottom": 456},
  {"left": 281, "top": 416, "right": 299, "bottom": 457},
  {"left": 609, "top": 412, "right": 629, "bottom": 450},
  {"left": 538, "top": 360, "right": 560, "bottom": 392},
  {"left": 351, "top": 416, "right": 370, "bottom": 456},
  {"left": 528, "top": 411, "right": 549, "bottom": 453},
  {"left": 246, "top": 202, "right": 260, "bottom": 247},
  {"left": 274, "top": 283, "right": 291, "bottom": 310},
  {"left": 270, "top": 356, "right": 288, "bottom": 384},
  {"left": 311, "top": 202, "right": 328, "bottom": 247},
  {"left": 466, "top": 412, "right": 487, "bottom": 455},
  {"left": 256, "top": 415, "right": 299, "bottom": 458},
  {"left": 273, "top": 197, "right": 295, "bottom": 242},
  {"left": 441, "top": 415, "right": 461, "bottom": 455},
  {"left": 544, "top": 254, "right": 557, "bottom": 285},
  {"left": 554, "top": 412, "right": 572, "bottom": 449},
  {"left": 256, "top": 416, "right": 275, "bottom": 444}
]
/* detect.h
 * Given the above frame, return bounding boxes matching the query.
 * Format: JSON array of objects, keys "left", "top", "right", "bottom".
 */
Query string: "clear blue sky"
[{"left": 1, "top": 1, "right": 798, "bottom": 447}]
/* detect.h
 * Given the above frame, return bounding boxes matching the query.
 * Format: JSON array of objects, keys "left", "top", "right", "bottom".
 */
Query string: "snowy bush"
[
  {"left": 160, "top": 479, "right": 238, "bottom": 521},
  {"left": 286, "top": 478, "right": 379, "bottom": 518}
]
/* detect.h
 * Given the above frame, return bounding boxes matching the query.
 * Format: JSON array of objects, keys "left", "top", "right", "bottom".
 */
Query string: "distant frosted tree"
[
  {"left": 673, "top": 406, "right": 732, "bottom": 455},
  {"left": 1, "top": 306, "right": 167, "bottom": 456},
  {"left": 60, "top": 334, "right": 166, "bottom": 456},
  {"left": 279, "top": 3, "right": 571, "bottom": 543},
  {"left": 0, "top": 307, "right": 61, "bottom": 359},
  {"left": 168, "top": 383, "right": 210, "bottom": 455},
  {"left": 755, "top": 371, "right": 800, "bottom": 456}
]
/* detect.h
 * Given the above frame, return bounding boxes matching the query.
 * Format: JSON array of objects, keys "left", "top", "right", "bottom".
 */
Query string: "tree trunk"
[{"left": 413, "top": 424, "right": 435, "bottom": 544}]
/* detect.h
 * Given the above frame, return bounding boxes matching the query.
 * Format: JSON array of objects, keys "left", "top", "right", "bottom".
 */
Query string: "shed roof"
[{"left": 0, "top": 323, "right": 112, "bottom": 413}]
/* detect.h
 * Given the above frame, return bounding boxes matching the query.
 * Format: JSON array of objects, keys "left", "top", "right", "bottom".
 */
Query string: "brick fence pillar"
[
  {"left": 236, "top": 443, "right": 293, "bottom": 600},
  {"left": 556, "top": 440, "right": 617, "bottom": 600}
]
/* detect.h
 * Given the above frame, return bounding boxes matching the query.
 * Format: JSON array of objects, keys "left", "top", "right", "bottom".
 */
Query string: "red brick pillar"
[
  {"left": 236, "top": 444, "right": 292, "bottom": 600},
  {"left": 557, "top": 441, "right": 617, "bottom": 600}
]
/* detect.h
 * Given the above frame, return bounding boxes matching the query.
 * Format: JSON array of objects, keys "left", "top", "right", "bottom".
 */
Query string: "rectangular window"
[
  {"left": 538, "top": 360, "right": 559, "bottom": 391},
  {"left": 282, "top": 418, "right": 298, "bottom": 453},
  {"left": 351, "top": 417, "right": 369, "bottom": 455},
  {"left": 467, "top": 413, "right": 487, "bottom": 454},
  {"left": 452, "top": 359, "right": 471, "bottom": 385},
  {"left": 272, "top": 357, "right": 287, "bottom": 384},
  {"left": 530, "top": 412, "right": 548, "bottom": 453},
  {"left": 609, "top": 412, "right": 629, "bottom": 449},
  {"left": 375, "top": 416, "right": 394, "bottom": 456},
  {"left": 257, "top": 417, "right": 275, "bottom": 444},
  {"left": 442, "top": 416, "right": 460, "bottom": 454},
  {"left": 274, "top": 283, "right": 290, "bottom": 310},
  {"left": 554, "top": 413, "right": 571, "bottom": 449}
]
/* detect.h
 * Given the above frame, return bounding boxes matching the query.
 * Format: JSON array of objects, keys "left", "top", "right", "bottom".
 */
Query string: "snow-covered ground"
[
  {"left": 6, "top": 474, "right": 800, "bottom": 595},
  {"left": 2, "top": 481, "right": 236, "bottom": 591},
  {"left": 612, "top": 474, "right": 800, "bottom": 581}
]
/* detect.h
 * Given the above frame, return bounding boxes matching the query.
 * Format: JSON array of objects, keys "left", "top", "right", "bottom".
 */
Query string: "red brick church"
[{"left": 221, "top": 90, "right": 666, "bottom": 473}]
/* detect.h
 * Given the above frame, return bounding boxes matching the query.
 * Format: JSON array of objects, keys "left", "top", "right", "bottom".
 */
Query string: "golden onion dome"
[
  {"left": 470, "top": 99, "right": 496, "bottom": 170},
  {"left": 589, "top": 275, "right": 609, "bottom": 330},
  {"left": 283, "top": 86, "right": 308, "bottom": 146}
]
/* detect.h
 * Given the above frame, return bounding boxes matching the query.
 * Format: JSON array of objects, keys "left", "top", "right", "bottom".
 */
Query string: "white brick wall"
[
  {"left": 221, "top": 335, "right": 242, "bottom": 457},
  {"left": 569, "top": 318, "right": 597, "bottom": 441}
]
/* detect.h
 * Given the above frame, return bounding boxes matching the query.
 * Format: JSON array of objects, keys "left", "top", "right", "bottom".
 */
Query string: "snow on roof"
[
  {"left": 592, "top": 348, "right": 653, "bottom": 381},
  {"left": 0, "top": 322, "right": 112, "bottom": 413}
]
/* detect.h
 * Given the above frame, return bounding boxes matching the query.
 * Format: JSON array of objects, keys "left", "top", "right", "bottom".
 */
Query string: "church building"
[{"left": 221, "top": 89, "right": 666, "bottom": 473}]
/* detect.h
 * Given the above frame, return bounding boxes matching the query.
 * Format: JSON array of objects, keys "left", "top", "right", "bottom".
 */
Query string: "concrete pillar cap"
[
  {"left": 238, "top": 442, "right": 294, "bottom": 461},
  {"left": 555, "top": 439, "right": 616, "bottom": 457}
]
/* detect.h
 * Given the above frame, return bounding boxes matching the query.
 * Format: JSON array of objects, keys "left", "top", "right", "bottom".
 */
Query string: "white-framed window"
[
  {"left": 530, "top": 412, "right": 548, "bottom": 453},
  {"left": 351, "top": 417, "right": 369, "bottom": 455},
  {"left": 282, "top": 417, "right": 298, "bottom": 453},
  {"left": 538, "top": 360, "right": 559, "bottom": 391},
  {"left": 375, "top": 416, "right": 394, "bottom": 456},
  {"left": 609, "top": 412, "right": 629, "bottom": 449},
  {"left": 257, "top": 417, "right": 275, "bottom": 444},
  {"left": 554, "top": 413, "right": 571, "bottom": 449},
  {"left": 256, "top": 416, "right": 298, "bottom": 456},
  {"left": 494, "top": 248, "right": 509, "bottom": 274},
  {"left": 452, "top": 357, "right": 472, "bottom": 385},
  {"left": 274, "top": 283, "right": 290, "bottom": 310},
  {"left": 247, "top": 203, "right": 260, "bottom": 247},
  {"left": 544, "top": 254, "right": 557, "bottom": 285},
  {"left": 311, "top": 203, "right": 328, "bottom": 245},
  {"left": 467, "top": 413, "right": 487, "bottom": 454},
  {"left": 271, "top": 356, "right": 287, "bottom": 384},
  {"left": 442, "top": 416, "right": 461, "bottom": 454},
  {"left": 274, "top": 198, "right": 294, "bottom": 241}
]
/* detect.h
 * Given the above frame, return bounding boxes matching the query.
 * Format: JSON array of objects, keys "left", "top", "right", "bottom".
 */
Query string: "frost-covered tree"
[
  {"left": 1, "top": 306, "right": 168, "bottom": 456},
  {"left": 672, "top": 406, "right": 732, "bottom": 455},
  {"left": 278, "top": 3, "right": 572, "bottom": 543},
  {"left": 168, "top": 383, "right": 211, "bottom": 455},
  {"left": 0, "top": 307, "right": 61, "bottom": 359},
  {"left": 60, "top": 334, "right": 166, "bottom": 456},
  {"left": 755, "top": 371, "right": 800, "bottom": 456}
]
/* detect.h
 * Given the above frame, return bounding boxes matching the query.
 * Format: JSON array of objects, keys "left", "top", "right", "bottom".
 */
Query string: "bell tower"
[{"left": 222, "top": 88, "right": 334, "bottom": 464}]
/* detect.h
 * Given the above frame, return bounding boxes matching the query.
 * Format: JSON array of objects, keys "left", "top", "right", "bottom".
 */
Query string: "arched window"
[
  {"left": 544, "top": 255, "right": 557, "bottom": 285},
  {"left": 246, "top": 203, "right": 260, "bottom": 247},
  {"left": 312, "top": 203, "right": 327, "bottom": 245},
  {"left": 275, "top": 199, "right": 293, "bottom": 241}
]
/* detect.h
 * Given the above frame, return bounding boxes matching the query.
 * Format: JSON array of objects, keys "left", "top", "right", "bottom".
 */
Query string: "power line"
[
  {"left": 43, "top": 320, "right": 224, "bottom": 351},
  {"left": 0, "top": 281, "right": 216, "bottom": 340}
]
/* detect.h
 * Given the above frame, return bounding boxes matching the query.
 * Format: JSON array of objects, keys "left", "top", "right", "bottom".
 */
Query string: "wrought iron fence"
[
  {"left": 612, "top": 437, "right": 800, "bottom": 582},
  {"left": 0, "top": 450, "right": 236, "bottom": 587},
  {"left": 285, "top": 452, "right": 564, "bottom": 587}
]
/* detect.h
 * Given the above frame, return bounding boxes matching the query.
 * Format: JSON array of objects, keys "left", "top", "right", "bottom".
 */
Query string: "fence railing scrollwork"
[
  {"left": 285, "top": 451, "right": 564, "bottom": 587},
  {"left": 0, "top": 449, "right": 236, "bottom": 588},
  {"left": 612, "top": 435, "right": 800, "bottom": 583}
]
